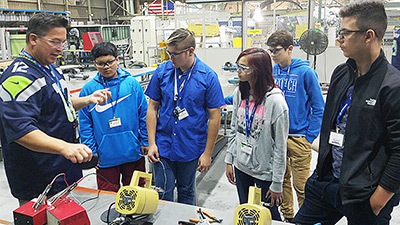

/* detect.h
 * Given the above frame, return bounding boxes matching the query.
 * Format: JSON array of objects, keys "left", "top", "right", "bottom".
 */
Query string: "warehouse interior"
[{"left": 0, "top": 0, "right": 400, "bottom": 224}]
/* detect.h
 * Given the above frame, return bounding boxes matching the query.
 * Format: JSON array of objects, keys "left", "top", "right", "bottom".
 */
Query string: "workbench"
[{"left": 70, "top": 186, "right": 287, "bottom": 225}]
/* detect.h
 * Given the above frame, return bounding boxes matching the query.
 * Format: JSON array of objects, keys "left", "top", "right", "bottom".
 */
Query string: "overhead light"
[{"left": 252, "top": 7, "right": 263, "bottom": 22}]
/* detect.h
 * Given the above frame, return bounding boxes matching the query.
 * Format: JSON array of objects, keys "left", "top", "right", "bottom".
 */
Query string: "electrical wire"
[
  {"left": 76, "top": 172, "right": 118, "bottom": 191},
  {"left": 107, "top": 202, "right": 116, "bottom": 225},
  {"left": 79, "top": 190, "right": 100, "bottom": 206},
  {"left": 50, "top": 172, "right": 69, "bottom": 187},
  {"left": 75, "top": 172, "right": 118, "bottom": 206},
  {"left": 157, "top": 160, "right": 167, "bottom": 200}
]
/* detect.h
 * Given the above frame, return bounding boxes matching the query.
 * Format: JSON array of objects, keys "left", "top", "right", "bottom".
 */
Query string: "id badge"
[
  {"left": 178, "top": 108, "right": 189, "bottom": 120},
  {"left": 241, "top": 142, "right": 253, "bottom": 155},
  {"left": 109, "top": 118, "right": 122, "bottom": 128},
  {"left": 329, "top": 131, "right": 344, "bottom": 147}
]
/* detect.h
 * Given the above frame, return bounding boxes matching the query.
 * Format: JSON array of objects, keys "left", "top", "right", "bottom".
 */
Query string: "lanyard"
[
  {"left": 336, "top": 93, "right": 352, "bottom": 125},
  {"left": 20, "top": 49, "right": 69, "bottom": 104},
  {"left": 173, "top": 59, "right": 196, "bottom": 107},
  {"left": 101, "top": 74, "right": 120, "bottom": 118},
  {"left": 245, "top": 99, "right": 258, "bottom": 138}
]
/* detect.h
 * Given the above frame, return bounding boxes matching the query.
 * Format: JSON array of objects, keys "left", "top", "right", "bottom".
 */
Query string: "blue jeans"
[
  {"left": 234, "top": 167, "right": 282, "bottom": 221},
  {"left": 293, "top": 171, "right": 400, "bottom": 225},
  {"left": 153, "top": 157, "right": 198, "bottom": 205}
]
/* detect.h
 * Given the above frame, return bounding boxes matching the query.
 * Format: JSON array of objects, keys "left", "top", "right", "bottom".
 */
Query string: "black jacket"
[{"left": 317, "top": 51, "right": 400, "bottom": 204}]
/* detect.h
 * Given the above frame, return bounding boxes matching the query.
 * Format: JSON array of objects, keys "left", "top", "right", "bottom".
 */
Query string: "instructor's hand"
[
  {"left": 61, "top": 143, "right": 93, "bottom": 164},
  {"left": 90, "top": 88, "right": 111, "bottom": 105}
]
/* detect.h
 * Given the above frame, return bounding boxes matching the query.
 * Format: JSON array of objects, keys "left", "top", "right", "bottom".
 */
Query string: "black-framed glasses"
[
  {"left": 40, "top": 37, "right": 65, "bottom": 48},
  {"left": 236, "top": 63, "right": 251, "bottom": 72},
  {"left": 267, "top": 47, "right": 284, "bottom": 55},
  {"left": 337, "top": 29, "right": 367, "bottom": 39},
  {"left": 166, "top": 48, "right": 190, "bottom": 57},
  {"left": 95, "top": 58, "right": 117, "bottom": 68}
]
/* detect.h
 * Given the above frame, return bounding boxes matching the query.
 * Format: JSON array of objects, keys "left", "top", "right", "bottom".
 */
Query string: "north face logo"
[{"left": 365, "top": 98, "right": 376, "bottom": 106}]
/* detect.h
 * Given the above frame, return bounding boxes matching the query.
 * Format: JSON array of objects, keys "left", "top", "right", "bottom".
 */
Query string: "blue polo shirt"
[{"left": 145, "top": 55, "right": 225, "bottom": 162}]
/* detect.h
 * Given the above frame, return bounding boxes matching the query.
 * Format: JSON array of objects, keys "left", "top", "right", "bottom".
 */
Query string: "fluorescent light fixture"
[{"left": 252, "top": 7, "right": 263, "bottom": 22}]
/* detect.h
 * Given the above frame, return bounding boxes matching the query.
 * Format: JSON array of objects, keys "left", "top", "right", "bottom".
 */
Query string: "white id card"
[
  {"left": 109, "top": 118, "right": 122, "bottom": 128},
  {"left": 241, "top": 142, "right": 253, "bottom": 155},
  {"left": 178, "top": 108, "right": 189, "bottom": 120},
  {"left": 329, "top": 131, "right": 344, "bottom": 147}
]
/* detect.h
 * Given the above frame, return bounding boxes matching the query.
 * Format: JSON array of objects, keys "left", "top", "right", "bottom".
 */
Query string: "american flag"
[{"left": 144, "top": 1, "right": 175, "bottom": 15}]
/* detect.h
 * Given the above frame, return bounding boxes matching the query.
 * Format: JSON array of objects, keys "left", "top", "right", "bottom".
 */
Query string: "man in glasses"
[
  {"left": 294, "top": 1, "right": 400, "bottom": 224},
  {"left": 0, "top": 13, "right": 110, "bottom": 205},
  {"left": 78, "top": 42, "right": 148, "bottom": 192},
  {"left": 145, "top": 28, "right": 225, "bottom": 205},
  {"left": 266, "top": 29, "right": 325, "bottom": 223}
]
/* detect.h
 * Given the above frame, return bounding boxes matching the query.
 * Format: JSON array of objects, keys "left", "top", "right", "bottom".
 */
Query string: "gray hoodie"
[{"left": 225, "top": 87, "right": 289, "bottom": 193}]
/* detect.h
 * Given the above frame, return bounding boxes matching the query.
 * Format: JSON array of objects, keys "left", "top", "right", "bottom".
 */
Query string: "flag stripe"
[{"left": 145, "top": 1, "right": 174, "bottom": 15}]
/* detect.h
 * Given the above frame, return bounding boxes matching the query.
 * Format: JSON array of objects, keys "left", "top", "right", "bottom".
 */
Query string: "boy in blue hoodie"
[
  {"left": 267, "top": 30, "right": 325, "bottom": 222},
  {"left": 79, "top": 42, "right": 148, "bottom": 192}
]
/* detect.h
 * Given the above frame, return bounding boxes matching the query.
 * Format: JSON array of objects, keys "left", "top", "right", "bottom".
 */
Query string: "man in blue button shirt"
[{"left": 145, "top": 28, "right": 225, "bottom": 205}]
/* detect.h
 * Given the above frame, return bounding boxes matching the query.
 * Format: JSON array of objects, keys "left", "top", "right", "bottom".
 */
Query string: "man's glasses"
[
  {"left": 95, "top": 58, "right": 117, "bottom": 68},
  {"left": 166, "top": 48, "right": 190, "bottom": 58},
  {"left": 337, "top": 29, "right": 367, "bottom": 39},
  {"left": 236, "top": 63, "right": 251, "bottom": 72},
  {"left": 41, "top": 37, "right": 65, "bottom": 48},
  {"left": 267, "top": 47, "right": 284, "bottom": 55}
]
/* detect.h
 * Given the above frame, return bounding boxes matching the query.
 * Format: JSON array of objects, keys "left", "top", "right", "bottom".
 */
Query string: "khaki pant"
[{"left": 280, "top": 136, "right": 312, "bottom": 219}]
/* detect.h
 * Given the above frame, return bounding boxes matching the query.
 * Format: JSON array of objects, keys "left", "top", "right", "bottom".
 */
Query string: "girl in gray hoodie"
[{"left": 225, "top": 48, "right": 289, "bottom": 221}]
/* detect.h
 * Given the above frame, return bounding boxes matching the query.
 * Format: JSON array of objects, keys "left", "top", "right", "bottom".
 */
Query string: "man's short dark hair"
[
  {"left": 91, "top": 42, "right": 118, "bottom": 59},
  {"left": 339, "top": 0, "right": 387, "bottom": 40},
  {"left": 26, "top": 13, "right": 68, "bottom": 43},
  {"left": 266, "top": 30, "right": 293, "bottom": 48},
  {"left": 166, "top": 28, "right": 196, "bottom": 50}
]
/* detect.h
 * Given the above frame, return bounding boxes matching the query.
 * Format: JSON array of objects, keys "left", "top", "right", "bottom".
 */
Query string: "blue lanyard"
[
  {"left": 20, "top": 49, "right": 69, "bottom": 104},
  {"left": 336, "top": 94, "right": 352, "bottom": 125},
  {"left": 101, "top": 74, "right": 120, "bottom": 118},
  {"left": 173, "top": 58, "right": 196, "bottom": 106},
  {"left": 245, "top": 99, "right": 258, "bottom": 138}
]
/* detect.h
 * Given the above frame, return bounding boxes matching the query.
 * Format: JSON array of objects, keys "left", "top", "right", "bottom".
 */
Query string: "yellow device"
[
  {"left": 115, "top": 171, "right": 159, "bottom": 215},
  {"left": 234, "top": 186, "right": 272, "bottom": 225}
]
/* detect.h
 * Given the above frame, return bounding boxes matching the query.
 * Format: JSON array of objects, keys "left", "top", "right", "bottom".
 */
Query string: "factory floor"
[{"left": 0, "top": 68, "right": 399, "bottom": 224}]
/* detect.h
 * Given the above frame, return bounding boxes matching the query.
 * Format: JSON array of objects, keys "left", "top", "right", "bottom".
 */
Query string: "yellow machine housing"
[
  {"left": 115, "top": 171, "right": 159, "bottom": 215},
  {"left": 234, "top": 186, "right": 272, "bottom": 225}
]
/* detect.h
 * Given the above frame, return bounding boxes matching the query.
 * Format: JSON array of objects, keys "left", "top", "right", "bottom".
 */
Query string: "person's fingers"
[{"left": 75, "top": 153, "right": 84, "bottom": 164}]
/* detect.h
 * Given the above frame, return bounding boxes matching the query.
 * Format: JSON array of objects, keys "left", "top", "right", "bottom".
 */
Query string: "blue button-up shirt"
[{"left": 145, "top": 55, "right": 225, "bottom": 161}]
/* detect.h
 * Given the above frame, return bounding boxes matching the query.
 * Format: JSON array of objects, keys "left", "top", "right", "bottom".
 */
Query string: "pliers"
[
  {"left": 188, "top": 208, "right": 223, "bottom": 224},
  {"left": 197, "top": 209, "right": 223, "bottom": 223}
]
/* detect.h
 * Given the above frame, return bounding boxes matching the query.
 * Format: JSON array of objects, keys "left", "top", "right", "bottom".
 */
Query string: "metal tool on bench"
[
  {"left": 197, "top": 209, "right": 222, "bottom": 223},
  {"left": 189, "top": 208, "right": 212, "bottom": 224}
]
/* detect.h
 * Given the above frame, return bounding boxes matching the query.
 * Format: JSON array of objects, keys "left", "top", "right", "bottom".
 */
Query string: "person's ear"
[
  {"left": 29, "top": 33, "right": 39, "bottom": 46},
  {"left": 188, "top": 47, "right": 195, "bottom": 56},
  {"left": 365, "top": 29, "right": 375, "bottom": 40},
  {"left": 287, "top": 45, "right": 294, "bottom": 53}
]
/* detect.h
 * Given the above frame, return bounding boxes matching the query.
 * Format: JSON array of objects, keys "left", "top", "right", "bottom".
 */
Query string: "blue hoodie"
[
  {"left": 272, "top": 58, "right": 325, "bottom": 143},
  {"left": 79, "top": 68, "right": 148, "bottom": 168}
]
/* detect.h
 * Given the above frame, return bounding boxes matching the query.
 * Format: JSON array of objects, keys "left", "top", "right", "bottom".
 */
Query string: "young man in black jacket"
[{"left": 293, "top": 1, "right": 400, "bottom": 224}]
